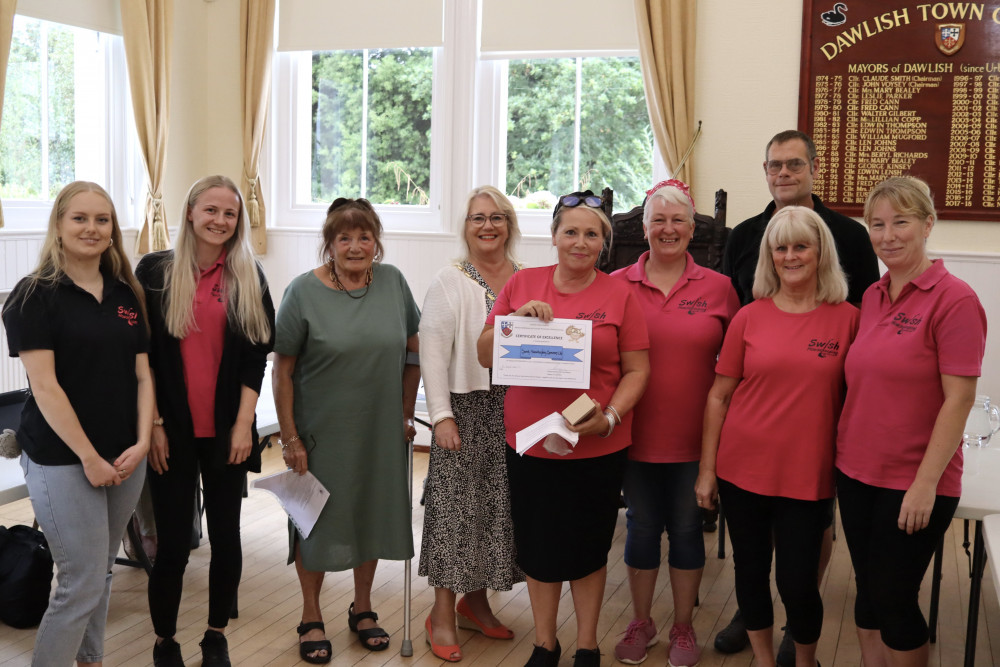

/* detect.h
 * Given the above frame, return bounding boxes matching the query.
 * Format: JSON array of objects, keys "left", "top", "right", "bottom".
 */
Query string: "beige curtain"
[
  {"left": 240, "top": 0, "right": 275, "bottom": 255},
  {"left": 0, "top": 0, "right": 16, "bottom": 229},
  {"left": 634, "top": 0, "right": 697, "bottom": 186},
  {"left": 122, "top": 0, "right": 173, "bottom": 253}
]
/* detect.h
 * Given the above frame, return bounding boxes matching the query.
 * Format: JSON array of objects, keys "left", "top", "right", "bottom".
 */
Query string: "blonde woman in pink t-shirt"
[
  {"left": 696, "top": 206, "right": 859, "bottom": 667},
  {"left": 836, "top": 176, "right": 985, "bottom": 667}
]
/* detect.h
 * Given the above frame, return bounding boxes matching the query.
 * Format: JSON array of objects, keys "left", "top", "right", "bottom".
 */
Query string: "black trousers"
[
  {"left": 717, "top": 477, "right": 832, "bottom": 644},
  {"left": 147, "top": 436, "right": 246, "bottom": 637},
  {"left": 836, "top": 469, "right": 958, "bottom": 651}
]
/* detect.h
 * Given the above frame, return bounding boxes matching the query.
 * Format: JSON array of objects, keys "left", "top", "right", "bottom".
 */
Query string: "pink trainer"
[
  {"left": 614, "top": 617, "right": 658, "bottom": 664},
  {"left": 668, "top": 623, "right": 701, "bottom": 667}
]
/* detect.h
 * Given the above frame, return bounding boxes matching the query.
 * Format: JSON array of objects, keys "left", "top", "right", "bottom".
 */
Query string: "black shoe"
[
  {"left": 152, "top": 637, "right": 185, "bottom": 667},
  {"left": 525, "top": 640, "right": 561, "bottom": 667},
  {"left": 713, "top": 609, "right": 749, "bottom": 653},
  {"left": 776, "top": 626, "right": 796, "bottom": 667},
  {"left": 200, "top": 630, "right": 231, "bottom": 667},
  {"left": 572, "top": 647, "right": 601, "bottom": 667}
]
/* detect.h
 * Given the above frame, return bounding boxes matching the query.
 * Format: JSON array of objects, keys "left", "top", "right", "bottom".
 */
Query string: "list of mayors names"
[{"left": 809, "top": 67, "right": 1000, "bottom": 209}]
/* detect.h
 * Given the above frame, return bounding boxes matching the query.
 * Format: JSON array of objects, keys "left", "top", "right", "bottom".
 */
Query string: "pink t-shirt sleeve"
[
  {"left": 486, "top": 277, "right": 514, "bottom": 325},
  {"left": 716, "top": 308, "right": 748, "bottom": 379},
  {"left": 935, "top": 294, "right": 987, "bottom": 377},
  {"left": 619, "top": 291, "right": 650, "bottom": 352}
]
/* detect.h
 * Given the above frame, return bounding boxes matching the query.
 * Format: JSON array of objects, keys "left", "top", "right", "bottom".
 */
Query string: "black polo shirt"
[
  {"left": 2, "top": 271, "right": 149, "bottom": 465},
  {"left": 722, "top": 194, "right": 880, "bottom": 306}
]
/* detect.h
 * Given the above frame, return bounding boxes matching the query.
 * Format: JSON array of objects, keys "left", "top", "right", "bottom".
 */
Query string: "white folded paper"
[
  {"left": 515, "top": 412, "right": 580, "bottom": 456},
  {"left": 251, "top": 469, "right": 330, "bottom": 538}
]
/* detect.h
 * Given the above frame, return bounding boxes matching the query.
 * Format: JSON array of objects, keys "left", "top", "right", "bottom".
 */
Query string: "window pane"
[
  {"left": 0, "top": 17, "right": 102, "bottom": 201},
  {"left": 312, "top": 51, "right": 363, "bottom": 200},
  {"left": 505, "top": 57, "right": 653, "bottom": 211},
  {"left": 579, "top": 57, "right": 652, "bottom": 210},
  {"left": 311, "top": 48, "right": 433, "bottom": 205}
]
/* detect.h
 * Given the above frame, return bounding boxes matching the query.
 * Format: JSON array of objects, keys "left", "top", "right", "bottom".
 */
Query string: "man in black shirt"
[
  {"left": 714, "top": 131, "right": 879, "bottom": 664},
  {"left": 723, "top": 130, "right": 879, "bottom": 306}
]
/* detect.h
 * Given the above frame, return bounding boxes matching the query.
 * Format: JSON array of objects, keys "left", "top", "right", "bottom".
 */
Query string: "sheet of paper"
[
  {"left": 515, "top": 412, "right": 580, "bottom": 455},
  {"left": 492, "top": 315, "right": 592, "bottom": 389},
  {"left": 251, "top": 469, "right": 330, "bottom": 539}
]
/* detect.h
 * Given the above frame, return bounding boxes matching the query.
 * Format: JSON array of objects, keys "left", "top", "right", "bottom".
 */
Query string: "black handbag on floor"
[{"left": 0, "top": 524, "right": 54, "bottom": 628}]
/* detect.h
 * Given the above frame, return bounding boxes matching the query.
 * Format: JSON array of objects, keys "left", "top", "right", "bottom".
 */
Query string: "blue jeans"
[
  {"left": 21, "top": 453, "right": 145, "bottom": 665},
  {"left": 623, "top": 460, "right": 704, "bottom": 570}
]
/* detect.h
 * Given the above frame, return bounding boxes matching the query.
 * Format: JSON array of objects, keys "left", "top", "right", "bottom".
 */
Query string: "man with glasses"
[
  {"left": 713, "top": 130, "right": 878, "bottom": 665},
  {"left": 722, "top": 129, "right": 878, "bottom": 306}
]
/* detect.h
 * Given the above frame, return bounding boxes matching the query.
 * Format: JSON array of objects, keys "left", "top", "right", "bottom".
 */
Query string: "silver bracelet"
[
  {"left": 605, "top": 405, "right": 621, "bottom": 425},
  {"left": 600, "top": 412, "right": 615, "bottom": 438},
  {"left": 278, "top": 434, "right": 301, "bottom": 450}
]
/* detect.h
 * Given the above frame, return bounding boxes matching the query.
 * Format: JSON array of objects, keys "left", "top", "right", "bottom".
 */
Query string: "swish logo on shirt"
[
  {"left": 678, "top": 297, "right": 708, "bottom": 315},
  {"left": 807, "top": 338, "right": 841, "bottom": 358},
  {"left": 576, "top": 309, "right": 607, "bottom": 321},
  {"left": 117, "top": 306, "right": 139, "bottom": 327},
  {"left": 892, "top": 312, "right": 922, "bottom": 335},
  {"left": 210, "top": 282, "right": 225, "bottom": 303}
]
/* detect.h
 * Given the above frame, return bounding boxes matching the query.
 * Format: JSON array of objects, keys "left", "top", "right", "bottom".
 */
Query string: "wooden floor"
[{"left": 1, "top": 444, "right": 998, "bottom": 666}]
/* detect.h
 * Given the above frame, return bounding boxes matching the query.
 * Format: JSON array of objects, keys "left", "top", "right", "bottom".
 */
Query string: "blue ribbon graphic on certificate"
[{"left": 492, "top": 315, "right": 592, "bottom": 388}]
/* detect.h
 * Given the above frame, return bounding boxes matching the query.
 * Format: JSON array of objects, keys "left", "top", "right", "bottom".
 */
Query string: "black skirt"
[{"left": 505, "top": 446, "right": 627, "bottom": 582}]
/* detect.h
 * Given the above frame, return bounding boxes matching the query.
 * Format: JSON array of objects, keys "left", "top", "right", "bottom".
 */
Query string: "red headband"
[{"left": 646, "top": 179, "right": 696, "bottom": 214}]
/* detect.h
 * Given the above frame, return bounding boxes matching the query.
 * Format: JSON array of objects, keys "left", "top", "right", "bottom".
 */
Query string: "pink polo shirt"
[
  {"left": 487, "top": 266, "right": 649, "bottom": 460},
  {"left": 836, "top": 260, "right": 986, "bottom": 497},
  {"left": 716, "top": 298, "right": 859, "bottom": 500},
  {"left": 612, "top": 252, "right": 739, "bottom": 462},
  {"left": 180, "top": 250, "right": 228, "bottom": 437}
]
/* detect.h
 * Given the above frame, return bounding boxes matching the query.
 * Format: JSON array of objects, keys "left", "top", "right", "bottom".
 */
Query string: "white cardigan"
[{"left": 418, "top": 264, "right": 495, "bottom": 426}]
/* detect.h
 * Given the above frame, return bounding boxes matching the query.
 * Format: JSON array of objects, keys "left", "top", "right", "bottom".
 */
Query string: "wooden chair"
[{"left": 599, "top": 189, "right": 729, "bottom": 274}]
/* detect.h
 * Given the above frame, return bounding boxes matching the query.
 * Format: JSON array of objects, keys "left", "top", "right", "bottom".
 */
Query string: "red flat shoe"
[
  {"left": 456, "top": 596, "right": 515, "bottom": 640},
  {"left": 426, "top": 616, "right": 462, "bottom": 662}
]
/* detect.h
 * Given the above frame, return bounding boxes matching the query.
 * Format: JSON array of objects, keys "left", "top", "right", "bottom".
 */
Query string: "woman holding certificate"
[{"left": 477, "top": 191, "right": 649, "bottom": 667}]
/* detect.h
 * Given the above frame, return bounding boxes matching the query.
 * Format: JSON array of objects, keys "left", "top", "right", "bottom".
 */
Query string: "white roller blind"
[
  {"left": 480, "top": 0, "right": 637, "bottom": 56},
  {"left": 278, "top": 0, "right": 444, "bottom": 51},
  {"left": 17, "top": 0, "right": 121, "bottom": 35}
]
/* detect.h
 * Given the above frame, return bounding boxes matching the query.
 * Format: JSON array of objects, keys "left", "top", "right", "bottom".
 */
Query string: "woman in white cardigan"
[{"left": 418, "top": 186, "right": 525, "bottom": 662}]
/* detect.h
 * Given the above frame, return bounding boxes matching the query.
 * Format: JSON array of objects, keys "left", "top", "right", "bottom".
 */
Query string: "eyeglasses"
[
  {"left": 765, "top": 159, "right": 809, "bottom": 175},
  {"left": 558, "top": 194, "right": 603, "bottom": 209},
  {"left": 467, "top": 213, "right": 508, "bottom": 226}
]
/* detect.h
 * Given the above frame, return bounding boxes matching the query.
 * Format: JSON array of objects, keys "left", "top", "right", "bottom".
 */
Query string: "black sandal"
[
  {"left": 296, "top": 621, "right": 332, "bottom": 664},
  {"left": 348, "top": 602, "right": 390, "bottom": 652}
]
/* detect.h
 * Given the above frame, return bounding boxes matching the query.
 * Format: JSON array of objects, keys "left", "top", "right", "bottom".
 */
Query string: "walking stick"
[{"left": 400, "top": 435, "right": 415, "bottom": 657}]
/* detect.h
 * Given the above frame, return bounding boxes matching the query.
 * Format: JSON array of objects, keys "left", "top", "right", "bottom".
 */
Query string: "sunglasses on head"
[
  {"left": 558, "top": 194, "right": 603, "bottom": 209},
  {"left": 327, "top": 197, "right": 374, "bottom": 215}
]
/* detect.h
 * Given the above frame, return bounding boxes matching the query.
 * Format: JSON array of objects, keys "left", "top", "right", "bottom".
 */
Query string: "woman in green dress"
[{"left": 272, "top": 198, "right": 420, "bottom": 663}]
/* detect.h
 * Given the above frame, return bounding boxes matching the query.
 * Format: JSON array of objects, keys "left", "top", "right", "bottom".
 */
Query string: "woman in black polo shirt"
[
  {"left": 136, "top": 175, "right": 273, "bottom": 667},
  {"left": 2, "top": 181, "right": 153, "bottom": 667}
]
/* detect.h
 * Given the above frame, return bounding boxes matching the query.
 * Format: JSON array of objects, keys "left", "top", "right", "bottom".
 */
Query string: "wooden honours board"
[{"left": 799, "top": 1, "right": 1000, "bottom": 220}]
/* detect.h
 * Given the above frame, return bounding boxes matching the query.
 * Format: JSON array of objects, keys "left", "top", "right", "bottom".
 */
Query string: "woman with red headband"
[{"left": 610, "top": 180, "right": 738, "bottom": 667}]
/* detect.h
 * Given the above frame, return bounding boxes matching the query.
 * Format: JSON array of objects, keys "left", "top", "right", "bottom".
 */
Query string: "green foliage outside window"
[
  {"left": 507, "top": 57, "right": 653, "bottom": 211},
  {"left": 311, "top": 48, "right": 433, "bottom": 205}
]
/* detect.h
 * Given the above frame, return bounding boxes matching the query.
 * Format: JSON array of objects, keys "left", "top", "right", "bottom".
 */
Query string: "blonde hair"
[
  {"left": 5, "top": 181, "right": 147, "bottom": 329},
  {"left": 864, "top": 176, "right": 937, "bottom": 226},
  {"left": 460, "top": 186, "right": 521, "bottom": 264},
  {"left": 162, "top": 175, "right": 271, "bottom": 344},
  {"left": 752, "top": 206, "right": 848, "bottom": 304}
]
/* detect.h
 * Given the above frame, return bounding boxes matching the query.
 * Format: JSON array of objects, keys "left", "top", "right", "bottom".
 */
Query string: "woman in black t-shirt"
[{"left": 2, "top": 181, "right": 152, "bottom": 667}]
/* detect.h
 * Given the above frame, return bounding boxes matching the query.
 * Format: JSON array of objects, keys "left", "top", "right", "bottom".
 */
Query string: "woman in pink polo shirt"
[
  {"left": 836, "top": 176, "right": 986, "bottom": 665},
  {"left": 136, "top": 175, "right": 274, "bottom": 667},
  {"left": 477, "top": 191, "right": 649, "bottom": 667},
  {"left": 696, "top": 206, "right": 859, "bottom": 667},
  {"left": 610, "top": 180, "right": 738, "bottom": 667}
]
